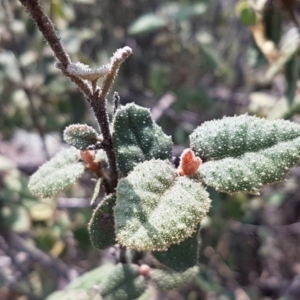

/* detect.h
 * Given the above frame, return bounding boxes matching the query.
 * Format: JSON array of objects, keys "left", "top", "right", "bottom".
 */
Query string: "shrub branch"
[
  {"left": 19, "top": 0, "right": 70, "bottom": 65},
  {"left": 19, "top": 0, "right": 132, "bottom": 192}
]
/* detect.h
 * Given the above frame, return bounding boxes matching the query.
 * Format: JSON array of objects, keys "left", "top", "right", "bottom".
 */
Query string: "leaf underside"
[
  {"left": 112, "top": 103, "right": 172, "bottom": 176},
  {"left": 29, "top": 148, "right": 85, "bottom": 198},
  {"left": 89, "top": 194, "right": 116, "bottom": 250},
  {"left": 190, "top": 115, "right": 300, "bottom": 194},
  {"left": 114, "top": 160, "right": 211, "bottom": 251},
  {"left": 63, "top": 124, "right": 99, "bottom": 150}
]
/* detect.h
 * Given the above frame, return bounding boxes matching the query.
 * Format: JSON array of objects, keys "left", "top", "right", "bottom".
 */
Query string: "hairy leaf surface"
[
  {"left": 112, "top": 103, "right": 172, "bottom": 176},
  {"left": 64, "top": 124, "right": 99, "bottom": 150},
  {"left": 29, "top": 148, "right": 85, "bottom": 198},
  {"left": 190, "top": 115, "right": 300, "bottom": 193},
  {"left": 114, "top": 160, "right": 211, "bottom": 251},
  {"left": 150, "top": 266, "right": 199, "bottom": 291},
  {"left": 152, "top": 228, "right": 199, "bottom": 272}
]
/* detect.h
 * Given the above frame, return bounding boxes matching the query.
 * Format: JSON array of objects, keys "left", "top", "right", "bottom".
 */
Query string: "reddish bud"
[
  {"left": 80, "top": 150, "right": 99, "bottom": 172},
  {"left": 139, "top": 264, "right": 150, "bottom": 277},
  {"left": 177, "top": 148, "right": 202, "bottom": 176}
]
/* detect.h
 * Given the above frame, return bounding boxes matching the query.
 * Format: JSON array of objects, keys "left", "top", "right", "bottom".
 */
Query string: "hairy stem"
[
  {"left": 19, "top": 0, "right": 92, "bottom": 97},
  {"left": 19, "top": 0, "right": 132, "bottom": 192},
  {"left": 19, "top": 0, "right": 70, "bottom": 65},
  {"left": 90, "top": 95, "right": 118, "bottom": 191},
  {"left": 99, "top": 47, "right": 132, "bottom": 102},
  {"left": 92, "top": 47, "right": 132, "bottom": 191}
]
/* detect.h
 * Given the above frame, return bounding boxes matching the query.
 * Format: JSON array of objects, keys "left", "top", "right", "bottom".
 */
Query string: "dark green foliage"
[
  {"left": 152, "top": 228, "right": 200, "bottom": 272},
  {"left": 112, "top": 103, "right": 173, "bottom": 176},
  {"left": 236, "top": 1, "right": 256, "bottom": 26},
  {"left": 89, "top": 194, "right": 116, "bottom": 250}
]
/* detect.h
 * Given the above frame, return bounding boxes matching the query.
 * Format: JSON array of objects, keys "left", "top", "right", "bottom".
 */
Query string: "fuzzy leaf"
[
  {"left": 150, "top": 266, "right": 199, "bottom": 291},
  {"left": 112, "top": 103, "right": 172, "bottom": 176},
  {"left": 152, "top": 228, "right": 199, "bottom": 272},
  {"left": 46, "top": 263, "right": 147, "bottom": 300},
  {"left": 29, "top": 148, "right": 85, "bottom": 198},
  {"left": 190, "top": 115, "right": 300, "bottom": 194},
  {"left": 89, "top": 194, "right": 116, "bottom": 249},
  {"left": 114, "top": 160, "right": 211, "bottom": 251},
  {"left": 64, "top": 124, "right": 99, "bottom": 150}
]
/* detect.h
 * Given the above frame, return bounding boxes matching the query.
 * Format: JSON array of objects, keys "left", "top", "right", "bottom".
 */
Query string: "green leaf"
[
  {"left": 235, "top": 1, "right": 256, "bottom": 26},
  {"left": 190, "top": 114, "right": 300, "bottom": 160},
  {"left": 150, "top": 266, "right": 199, "bottom": 291},
  {"left": 45, "top": 264, "right": 147, "bottom": 300},
  {"left": 29, "top": 148, "right": 85, "bottom": 198},
  {"left": 152, "top": 228, "right": 200, "bottom": 272},
  {"left": 114, "top": 160, "right": 211, "bottom": 251},
  {"left": 128, "top": 13, "right": 167, "bottom": 35},
  {"left": 190, "top": 115, "right": 300, "bottom": 194},
  {"left": 112, "top": 103, "right": 173, "bottom": 176},
  {"left": 89, "top": 194, "right": 116, "bottom": 249},
  {"left": 64, "top": 124, "right": 99, "bottom": 150},
  {"left": 170, "top": 4, "right": 207, "bottom": 21}
]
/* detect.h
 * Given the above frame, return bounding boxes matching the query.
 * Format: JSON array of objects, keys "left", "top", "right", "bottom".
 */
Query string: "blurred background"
[{"left": 1, "top": 0, "right": 300, "bottom": 299}]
